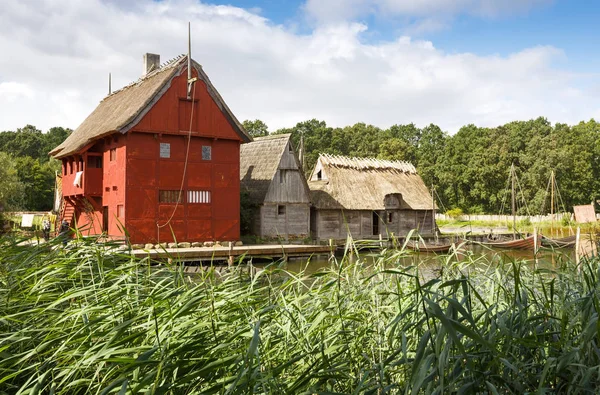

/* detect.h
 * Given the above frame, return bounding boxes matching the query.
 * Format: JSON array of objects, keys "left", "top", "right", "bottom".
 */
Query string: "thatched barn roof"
[
  {"left": 50, "top": 55, "right": 250, "bottom": 159},
  {"left": 308, "top": 154, "right": 434, "bottom": 210},
  {"left": 240, "top": 134, "right": 292, "bottom": 205}
]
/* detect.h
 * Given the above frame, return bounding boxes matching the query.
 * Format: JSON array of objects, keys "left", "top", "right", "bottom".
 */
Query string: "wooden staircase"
[{"left": 56, "top": 198, "right": 76, "bottom": 235}]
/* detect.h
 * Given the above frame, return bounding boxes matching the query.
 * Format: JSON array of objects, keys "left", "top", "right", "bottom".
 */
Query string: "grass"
[
  {"left": 1, "top": 234, "right": 600, "bottom": 393},
  {"left": 438, "top": 217, "right": 599, "bottom": 236}
]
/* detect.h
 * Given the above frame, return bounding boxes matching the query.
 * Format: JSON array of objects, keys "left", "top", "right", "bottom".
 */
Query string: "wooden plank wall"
[
  {"left": 260, "top": 203, "right": 309, "bottom": 239},
  {"left": 315, "top": 209, "right": 436, "bottom": 240}
]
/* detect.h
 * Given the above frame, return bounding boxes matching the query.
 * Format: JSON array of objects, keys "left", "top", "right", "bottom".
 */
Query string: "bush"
[
  {"left": 520, "top": 217, "right": 532, "bottom": 227},
  {"left": 445, "top": 207, "right": 464, "bottom": 219}
]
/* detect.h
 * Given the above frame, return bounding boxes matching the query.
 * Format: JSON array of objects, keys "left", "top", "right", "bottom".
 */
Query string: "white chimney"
[{"left": 143, "top": 53, "right": 160, "bottom": 76}]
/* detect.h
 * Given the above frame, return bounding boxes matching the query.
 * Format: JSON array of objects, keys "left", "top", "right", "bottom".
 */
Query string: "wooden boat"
[
  {"left": 405, "top": 240, "right": 456, "bottom": 253},
  {"left": 479, "top": 234, "right": 540, "bottom": 250},
  {"left": 541, "top": 235, "right": 576, "bottom": 248}
]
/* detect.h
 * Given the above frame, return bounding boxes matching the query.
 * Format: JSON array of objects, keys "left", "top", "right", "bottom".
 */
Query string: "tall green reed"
[{"left": 1, "top": 234, "right": 600, "bottom": 394}]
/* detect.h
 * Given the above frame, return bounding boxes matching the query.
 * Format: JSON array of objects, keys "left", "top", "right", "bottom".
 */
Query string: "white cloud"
[{"left": 0, "top": 0, "right": 596, "bottom": 136}]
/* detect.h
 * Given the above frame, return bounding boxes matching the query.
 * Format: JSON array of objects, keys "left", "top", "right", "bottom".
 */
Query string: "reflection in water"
[{"left": 255, "top": 245, "right": 576, "bottom": 275}]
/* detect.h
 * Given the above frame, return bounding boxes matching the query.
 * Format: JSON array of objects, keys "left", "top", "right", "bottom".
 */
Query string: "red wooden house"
[{"left": 50, "top": 54, "right": 251, "bottom": 244}]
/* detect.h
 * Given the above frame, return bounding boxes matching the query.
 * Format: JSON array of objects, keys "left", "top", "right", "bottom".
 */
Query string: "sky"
[{"left": 1, "top": 0, "right": 599, "bottom": 134}]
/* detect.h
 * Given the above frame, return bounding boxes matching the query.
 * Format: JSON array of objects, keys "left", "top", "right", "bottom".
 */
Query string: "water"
[{"left": 257, "top": 245, "right": 577, "bottom": 275}]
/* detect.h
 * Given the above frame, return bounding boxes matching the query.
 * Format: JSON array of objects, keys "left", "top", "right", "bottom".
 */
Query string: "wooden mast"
[
  {"left": 431, "top": 184, "right": 436, "bottom": 236},
  {"left": 511, "top": 163, "right": 516, "bottom": 240},
  {"left": 550, "top": 170, "right": 555, "bottom": 237}
]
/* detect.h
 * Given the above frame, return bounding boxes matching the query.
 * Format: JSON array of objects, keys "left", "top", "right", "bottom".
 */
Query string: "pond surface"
[{"left": 254, "top": 244, "right": 577, "bottom": 275}]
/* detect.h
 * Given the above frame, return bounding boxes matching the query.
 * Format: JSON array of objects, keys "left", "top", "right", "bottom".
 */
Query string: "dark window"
[
  {"left": 278, "top": 205, "right": 286, "bottom": 215},
  {"left": 159, "top": 190, "right": 183, "bottom": 204},
  {"left": 110, "top": 148, "right": 116, "bottom": 162},
  {"left": 279, "top": 169, "right": 285, "bottom": 183},
  {"left": 387, "top": 212, "right": 393, "bottom": 223},
  {"left": 202, "top": 145, "right": 211, "bottom": 160},
  {"left": 87, "top": 156, "right": 102, "bottom": 168},
  {"left": 372, "top": 211, "right": 379, "bottom": 235},
  {"left": 317, "top": 170, "right": 322, "bottom": 180},
  {"left": 69, "top": 160, "right": 74, "bottom": 174},
  {"left": 288, "top": 143, "right": 293, "bottom": 152},
  {"left": 63, "top": 161, "right": 67, "bottom": 176}
]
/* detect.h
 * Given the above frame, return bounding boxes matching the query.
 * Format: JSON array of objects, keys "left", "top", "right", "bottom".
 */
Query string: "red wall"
[
  {"left": 126, "top": 133, "right": 240, "bottom": 244},
  {"left": 61, "top": 65, "right": 243, "bottom": 244},
  {"left": 75, "top": 137, "right": 126, "bottom": 238},
  {"left": 124, "top": 67, "right": 243, "bottom": 244}
]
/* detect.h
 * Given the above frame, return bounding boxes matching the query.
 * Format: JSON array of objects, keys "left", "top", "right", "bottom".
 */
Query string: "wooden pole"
[
  {"left": 511, "top": 164, "right": 516, "bottom": 240},
  {"left": 550, "top": 170, "right": 554, "bottom": 237},
  {"left": 575, "top": 227, "right": 581, "bottom": 267},
  {"left": 533, "top": 227, "right": 538, "bottom": 264},
  {"left": 379, "top": 233, "right": 383, "bottom": 249},
  {"left": 431, "top": 184, "right": 436, "bottom": 238},
  {"left": 228, "top": 241, "right": 234, "bottom": 266}
]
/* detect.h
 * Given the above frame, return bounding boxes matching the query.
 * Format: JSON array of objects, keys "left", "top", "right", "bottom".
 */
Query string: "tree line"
[
  {"left": 1, "top": 118, "right": 597, "bottom": 215},
  {"left": 244, "top": 117, "right": 600, "bottom": 215},
  {"left": 0, "top": 125, "right": 71, "bottom": 212}
]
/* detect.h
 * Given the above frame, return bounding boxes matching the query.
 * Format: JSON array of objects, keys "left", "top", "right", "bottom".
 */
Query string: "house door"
[
  {"left": 372, "top": 211, "right": 379, "bottom": 235},
  {"left": 310, "top": 207, "right": 317, "bottom": 238},
  {"left": 102, "top": 206, "right": 108, "bottom": 233}
]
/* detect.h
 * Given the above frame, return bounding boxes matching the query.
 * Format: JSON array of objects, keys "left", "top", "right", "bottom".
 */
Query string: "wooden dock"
[{"left": 131, "top": 244, "right": 334, "bottom": 262}]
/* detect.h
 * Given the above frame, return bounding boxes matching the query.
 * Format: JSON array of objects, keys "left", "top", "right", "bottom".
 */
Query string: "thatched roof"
[
  {"left": 308, "top": 154, "right": 434, "bottom": 210},
  {"left": 240, "top": 134, "right": 292, "bottom": 205},
  {"left": 50, "top": 55, "right": 250, "bottom": 158}
]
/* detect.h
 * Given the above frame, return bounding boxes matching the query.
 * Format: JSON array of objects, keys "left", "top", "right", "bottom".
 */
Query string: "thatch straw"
[
  {"left": 50, "top": 56, "right": 250, "bottom": 159},
  {"left": 240, "top": 134, "right": 292, "bottom": 205},
  {"left": 309, "top": 154, "right": 434, "bottom": 210}
]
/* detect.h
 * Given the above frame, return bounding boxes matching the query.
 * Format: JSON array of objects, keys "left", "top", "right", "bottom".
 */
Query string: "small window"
[
  {"left": 278, "top": 205, "right": 285, "bottom": 215},
  {"left": 63, "top": 161, "right": 67, "bottom": 176},
  {"left": 87, "top": 156, "right": 103, "bottom": 168},
  {"left": 159, "top": 190, "right": 183, "bottom": 204},
  {"left": 117, "top": 205, "right": 124, "bottom": 218},
  {"left": 160, "top": 143, "right": 171, "bottom": 158},
  {"left": 110, "top": 148, "right": 117, "bottom": 162},
  {"left": 317, "top": 170, "right": 322, "bottom": 180},
  {"left": 202, "top": 145, "right": 211, "bottom": 160},
  {"left": 288, "top": 143, "right": 293, "bottom": 153},
  {"left": 387, "top": 212, "right": 393, "bottom": 223},
  {"left": 187, "top": 190, "right": 211, "bottom": 204},
  {"left": 69, "top": 160, "right": 74, "bottom": 174},
  {"left": 279, "top": 169, "right": 285, "bottom": 183}
]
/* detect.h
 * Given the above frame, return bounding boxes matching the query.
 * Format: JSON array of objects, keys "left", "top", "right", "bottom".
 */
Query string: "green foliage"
[
  {"left": 0, "top": 152, "right": 25, "bottom": 213},
  {"left": 0, "top": 125, "right": 71, "bottom": 211},
  {"left": 520, "top": 217, "right": 532, "bottom": 227},
  {"left": 2, "top": 237, "right": 600, "bottom": 393},
  {"left": 445, "top": 208, "right": 463, "bottom": 218},
  {"left": 240, "top": 191, "right": 257, "bottom": 235},
  {"left": 242, "top": 119, "right": 269, "bottom": 137}
]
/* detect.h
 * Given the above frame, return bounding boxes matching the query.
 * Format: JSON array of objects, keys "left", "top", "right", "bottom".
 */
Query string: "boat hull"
[
  {"left": 541, "top": 235, "right": 576, "bottom": 248},
  {"left": 480, "top": 235, "right": 540, "bottom": 250},
  {"left": 405, "top": 241, "right": 457, "bottom": 253}
]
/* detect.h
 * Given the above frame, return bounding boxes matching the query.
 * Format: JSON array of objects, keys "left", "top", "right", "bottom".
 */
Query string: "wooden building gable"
[
  {"left": 240, "top": 134, "right": 310, "bottom": 205},
  {"left": 50, "top": 53, "right": 250, "bottom": 244},
  {"left": 240, "top": 134, "right": 311, "bottom": 238}
]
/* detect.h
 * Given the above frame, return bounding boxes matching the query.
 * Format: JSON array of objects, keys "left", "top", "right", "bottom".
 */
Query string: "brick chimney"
[{"left": 143, "top": 53, "right": 160, "bottom": 76}]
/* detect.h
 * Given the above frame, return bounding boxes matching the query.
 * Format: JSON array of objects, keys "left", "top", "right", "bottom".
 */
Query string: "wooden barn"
[
  {"left": 50, "top": 53, "right": 251, "bottom": 244},
  {"left": 308, "top": 154, "right": 436, "bottom": 240},
  {"left": 239, "top": 134, "right": 311, "bottom": 239}
]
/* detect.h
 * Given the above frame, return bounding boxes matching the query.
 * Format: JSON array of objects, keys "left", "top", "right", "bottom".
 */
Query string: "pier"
[{"left": 131, "top": 243, "right": 334, "bottom": 263}]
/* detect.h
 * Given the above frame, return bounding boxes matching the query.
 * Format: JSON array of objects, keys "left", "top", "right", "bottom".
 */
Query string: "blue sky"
[
  {"left": 207, "top": 0, "right": 600, "bottom": 68},
  {"left": 1, "top": 0, "right": 599, "bottom": 133}
]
